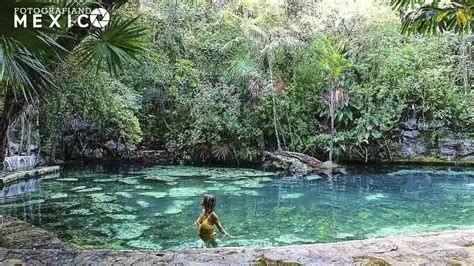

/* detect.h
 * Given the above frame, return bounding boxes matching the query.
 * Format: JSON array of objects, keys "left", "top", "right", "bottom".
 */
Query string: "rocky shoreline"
[{"left": 1, "top": 216, "right": 474, "bottom": 265}]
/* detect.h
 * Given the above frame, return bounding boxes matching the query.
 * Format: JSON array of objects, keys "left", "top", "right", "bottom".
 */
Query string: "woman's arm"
[{"left": 213, "top": 213, "right": 232, "bottom": 237}]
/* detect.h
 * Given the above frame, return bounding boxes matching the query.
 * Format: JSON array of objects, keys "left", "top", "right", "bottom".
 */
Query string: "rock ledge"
[{"left": 1, "top": 216, "right": 474, "bottom": 265}]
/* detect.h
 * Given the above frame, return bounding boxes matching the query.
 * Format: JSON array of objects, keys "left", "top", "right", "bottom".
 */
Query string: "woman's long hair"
[{"left": 201, "top": 194, "right": 216, "bottom": 213}]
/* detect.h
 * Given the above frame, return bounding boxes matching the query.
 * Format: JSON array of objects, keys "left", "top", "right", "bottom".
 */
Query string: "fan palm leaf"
[{"left": 75, "top": 17, "right": 148, "bottom": 76}]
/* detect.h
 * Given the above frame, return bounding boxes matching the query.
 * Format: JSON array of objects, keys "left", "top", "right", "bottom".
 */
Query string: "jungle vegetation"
[{"left": 1, "top": 0, "right": 473, "bottom": 164}]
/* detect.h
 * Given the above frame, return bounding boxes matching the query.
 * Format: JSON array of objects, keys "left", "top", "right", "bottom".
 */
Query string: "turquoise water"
[{"left": 0, "top": 165, "right": 473, "bottom": 250}]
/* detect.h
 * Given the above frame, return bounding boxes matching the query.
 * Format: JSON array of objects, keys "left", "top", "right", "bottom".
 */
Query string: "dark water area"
[{"left": 0, "top": 164, "right": 473, "bottom": 250}]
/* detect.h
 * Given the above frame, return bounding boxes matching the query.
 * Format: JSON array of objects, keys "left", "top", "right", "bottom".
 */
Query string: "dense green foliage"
[{"left": 40, "top": 0, "right": 473, "bottom": 163}]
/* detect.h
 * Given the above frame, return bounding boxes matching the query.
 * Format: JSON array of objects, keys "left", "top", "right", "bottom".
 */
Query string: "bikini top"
[{"left": 199, "top": 212, "right": 215, "bottom": 231}]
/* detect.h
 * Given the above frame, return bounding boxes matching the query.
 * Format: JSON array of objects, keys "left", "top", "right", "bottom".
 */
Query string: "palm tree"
[
  {"left": 313, "top": 37, "right": 350, "bottom": 162},
  {"left": 390, "top": 0, "right": 473, "bottom": 34},
  {"left": 0, "top": 0, "right": 147, "bottom": 161},
  {"left": 226, "top": 13, "right": 299, "bottom": 150}
]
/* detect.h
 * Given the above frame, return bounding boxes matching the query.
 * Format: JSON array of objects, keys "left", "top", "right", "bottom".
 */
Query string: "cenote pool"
[{"left": 0, "top": 165, "right": 473, "bottom": 250}]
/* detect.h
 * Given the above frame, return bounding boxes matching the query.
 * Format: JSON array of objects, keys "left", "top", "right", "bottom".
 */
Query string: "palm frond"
[
  {"left": 75, "top": 17, "right": 148, "bottom": 75},
  {"left": 390, "top": 0, "right": 473, "bottom": 34},
  {"left": 212, "top": 144, "right": 231, "bottom": 161},
  {"left": 0, "top": 36, "right": 56, "bottom": 101}
]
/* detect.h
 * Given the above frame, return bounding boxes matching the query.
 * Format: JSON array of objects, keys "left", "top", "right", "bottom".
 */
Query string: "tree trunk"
[
  {"left": 329, "top": 89, "right": 335, "bottom": 162},
  {"left": 269, "top": 60, "right": 282, "bottom": 151}
]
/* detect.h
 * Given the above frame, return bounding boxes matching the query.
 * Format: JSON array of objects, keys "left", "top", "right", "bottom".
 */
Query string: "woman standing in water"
[{"left": 195, "top": 194, "right": 232, "bottom": 247}]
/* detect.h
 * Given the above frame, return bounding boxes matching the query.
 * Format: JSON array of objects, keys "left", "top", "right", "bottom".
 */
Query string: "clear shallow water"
[{"left": 0, "top": 165, "right": 473, "bottom": 250}]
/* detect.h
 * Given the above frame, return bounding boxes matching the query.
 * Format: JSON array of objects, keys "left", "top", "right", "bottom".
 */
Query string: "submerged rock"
[
  {"left": 137, "top": 200, "right": 151, "bottom": 208},
  {"left": 69, "top": 208, "right": 94, "bottom": 216},
  {"left": 70, "top": 186, "right": 87, "bottom": 191},
  {"left": 139, "top": 191, "right": 168, "bottom": 198},
  {"left": 168, "top": 187, "right": 206, "bottom": 197},
  {"left": 232, "top": 179, "right": 265, "bottom": 188},
  {"left": 388, "top": 169, "right": 474, "bottom": 176},
  {"left": 87, "top": 193, "right": 116, "bottom": 203},
  {"left": 162, "top": 200, "right": 194, "bottom": 215},
  {"left": 50, "top": 193, "right": 68, "bottom": 199},
  {"left": 366, "top": 193, "right": 387, "bottom": 201},
  {"left": 108, "top": 214, "right": 138, "bottom": 220},
  {"left": 274, "top": 234, "right": 315, "bottom": 244},
  {"left": 144, "top": 175, "right": 180, "bottom": 182},
  {"left": 112, "top": 223, "right": 151, "bottom": 240},
  {"left": 135, "top": 185, "right": 153, "bottom": 190},
  {"left": 118, "top": 178, "right": 141, "bottom": 185},
  {"left": 282, "top": 193, "right": 304, "bottom": 199},
  {"left": 93, "top": 178, "right": 119, "bottom": 183},
  {"left": 91, "top": 203, "right": 124, "bottom": 214},
  {"left": 127, "top": 239, "right": 163, "bottom": 250},
  {"left": 305, "top": 174, "right": 322, "bottom": 181},
  {"left": 56, "top": 178, "right": 79, "bottom": 182},
  {"left": 116, "top": 192, "right": 133, "bottom": 199},
  {"left": 75, "top": 187, "right": 103, "bottom": 193}
]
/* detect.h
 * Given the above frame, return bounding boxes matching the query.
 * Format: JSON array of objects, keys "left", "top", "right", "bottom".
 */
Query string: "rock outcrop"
[
  {"left": 263, "top": 150, "right": 346, "bottom": 176},
  {"left": 399, "top": 128, "right": 473, "bottom": 161}
]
